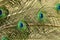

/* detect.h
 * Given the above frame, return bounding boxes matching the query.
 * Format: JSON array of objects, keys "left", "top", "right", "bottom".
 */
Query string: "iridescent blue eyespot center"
[
  {"left": 39, "top": 13, "right": 43, "bottom": 19},
  {"left": 20, "top": 22, "right": 23, "bottom": 28},
  {"left": 58, "top": 5, "right": 60, "bottom": 10},
  {"left": 0, "top": 10, "right": 2, "bottom": 15}
]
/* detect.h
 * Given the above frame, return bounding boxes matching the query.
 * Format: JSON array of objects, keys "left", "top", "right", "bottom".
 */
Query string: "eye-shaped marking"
[
  {"left": 55, "top": 3, "right": 60, "bottom": 10},
  {"left": 0, "top": 6, "right": 9, "bottom": 20},
  {"left": 37, "top": 11, "right": 44, "bottom": 21},
  {"left": 17, "top": 20, "right": 28, "bottom": 32},
  {"left": 37, "top": 11, "right": 48, "bottom": 23}
]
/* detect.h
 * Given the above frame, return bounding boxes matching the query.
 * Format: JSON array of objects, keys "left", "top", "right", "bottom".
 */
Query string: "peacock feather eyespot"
[{"left": 0, "top": 5, "right": 9, "bottom": 20}]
